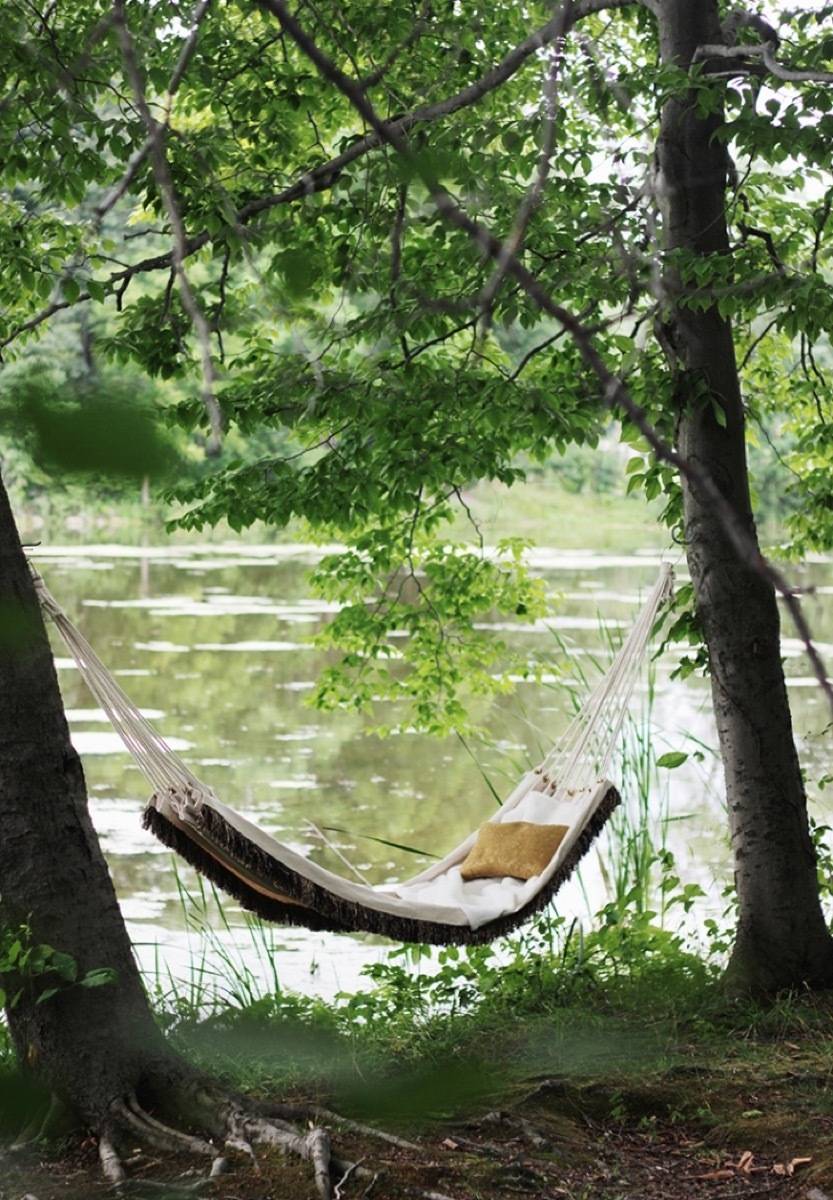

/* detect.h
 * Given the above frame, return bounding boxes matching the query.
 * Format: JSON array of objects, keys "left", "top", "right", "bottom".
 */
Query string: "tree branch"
[
  {"left": 112, "top": 0, "right": 224, "bottom": 455},
  {"left": 694, "top": 42, "right": 833, "bottom": 84},
  {"left": 2, "top": 0, "right": 650, "bottom": 351},
  {"left": 94, "top": 0, "right": 213, "bottom": 225},
  {"left": 0, "top": 11, "right": 114, "bottom": 118},
  {"left": 479, "top": 4, "right": 571, "bottom": 314},
  {"left": 254, "top": 0, "right": 833, "bottom": 720},
  {"left": 358, "top": 0, "right": 431, "bottom": 90}
]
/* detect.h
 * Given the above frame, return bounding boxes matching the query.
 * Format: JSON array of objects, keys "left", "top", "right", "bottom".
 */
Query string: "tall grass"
[
  {"left": 600, "top": 661, "right": 671, "bottom": 917},
  {"left": 137, "top": 863, "right": 287, "bottom": 1021},
  {"left": 545, "top": 609, "right": 712, "bottom": 930}
]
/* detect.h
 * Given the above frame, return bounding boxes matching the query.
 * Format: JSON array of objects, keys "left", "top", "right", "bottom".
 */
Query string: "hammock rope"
[
  {"left": 33, "top": 572, "right": 214, "bottom": 809},
  {"left": 31, "top": 560, "right": 674, "bottom": 945}
]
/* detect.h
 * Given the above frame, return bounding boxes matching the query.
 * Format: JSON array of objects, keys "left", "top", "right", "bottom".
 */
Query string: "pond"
[{"left": 29, "top": 529, "right": 833, "bottom": 1003}]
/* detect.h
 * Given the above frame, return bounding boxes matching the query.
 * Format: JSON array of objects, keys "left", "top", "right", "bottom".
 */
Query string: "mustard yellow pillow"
[{"left": 459, "top": 821, "right": 569, "bottom": 882}]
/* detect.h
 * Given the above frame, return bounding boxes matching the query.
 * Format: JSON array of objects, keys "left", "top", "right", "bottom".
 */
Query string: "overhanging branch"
[
  {"left": 255, "top": 0, "right": 833, "bottom": 720},
  {"left": 94, "top": 0, "right": 213, "bottom": 225},
  {"left": 113, "top": 0, "right": 224, "bottom": 454},
  {"left": 2, "top": 0, "right": 651, "bottom": 349}
]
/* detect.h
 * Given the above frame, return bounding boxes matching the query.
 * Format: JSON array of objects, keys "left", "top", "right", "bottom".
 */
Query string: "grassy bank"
[
  {"left": 14, "top": 472, "right": 662, "bottom": 554},
  {"left": 167, "top": 943, "right": 833, "bottom": 1196},
  {"left": 451, "top": 476, "right": 662, "bottom": 551},
  {"left": 1, "top": 913, "right": 830, "bottom": 1198}
]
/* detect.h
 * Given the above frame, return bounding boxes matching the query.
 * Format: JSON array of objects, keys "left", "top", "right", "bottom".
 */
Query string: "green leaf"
[
  {"left": 36, "top": 987, "right": 61, "bottom": 1005},
  {"left": 626, "top": 472, "right": 645, "bottom": 494},
  {"left": 80, "top": 967, "right": 118, "bottom": 989},
  {"left": 50, "top": 951, "right": 78, "bottom": 983},
  {"left": 656, "top": 751, "right": 688, "bottom": 769}
]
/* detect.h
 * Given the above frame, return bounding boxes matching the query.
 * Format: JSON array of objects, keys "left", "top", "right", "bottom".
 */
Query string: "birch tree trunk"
[{"left": 655, "top": 0, "right": 833, "bottom": 993}]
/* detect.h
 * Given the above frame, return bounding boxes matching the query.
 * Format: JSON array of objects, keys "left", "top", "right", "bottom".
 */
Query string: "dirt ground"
[{"left": 1, "top": 1084, "right": 826, "bottom": 1200}]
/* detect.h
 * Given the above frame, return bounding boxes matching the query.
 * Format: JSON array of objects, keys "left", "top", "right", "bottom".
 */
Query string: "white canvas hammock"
[{"left": 32, "top": 562, "right": 673, "bottom": 944}]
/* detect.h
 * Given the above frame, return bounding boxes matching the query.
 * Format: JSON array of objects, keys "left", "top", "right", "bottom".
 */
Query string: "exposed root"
[
  {"left": 224, "top": 1109, "right": 259, "bottom": 1167},
  {"left": 99, "top": 1129, "right": 127, "bottom": 1186},
  {"left": 308, "top": 1127, "right": 333, "bottom": 1199},
  {"left": 244, "top": 1114, "right": 333, "bottom": 1199},
  {"left": 327, "top": 1156, "right": 464, "bottom": 1200},
  {"left": 408, "top": 1191, "right": 459, "bottom": 1200},
  {"left": 11, "top": 1093, "right": 77, "bottom": 1150},
  {"left": 112, "top": 1096, "right": 215, "bottom": 1161},
  {"left": 10, "top": 1115, "right": 43, "bottom": 1153},
  {"left": 101, "top": 1083, "right": 336, "bottom": 1200},
  {"left": 127, "top": 1093, "right": 217, "bottom": 1159},
  {"left": 477, "top": 1108, "right": 552, "bottom": 1149},
  {"left": 333, "top": 1156, "right": 364, "bottom": 1198},
  {"left": 268, "top": 1102, "right": 420, "bottom": 1151},
  {"left": 104, "top": 1093, "right": 228, "bottom": 1189},
  {"left": 360, "top": 1171, "right": 380, "bottom": 1198}
]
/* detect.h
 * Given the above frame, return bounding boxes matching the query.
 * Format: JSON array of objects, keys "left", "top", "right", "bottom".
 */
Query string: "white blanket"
[{"left": 388, "top": 778, "right": 608, "bottom": 927}]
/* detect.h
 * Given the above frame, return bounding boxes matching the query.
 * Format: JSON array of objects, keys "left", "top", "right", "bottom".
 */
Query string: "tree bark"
[
  {"left": 0, "top": 472, "right": 181, "bottom": 1126},
  {"left": 0, "top": 476, "right": 341, "bottom": 1194},
  {"left": 655, "top": 0, "right": 833, "bottom": 993}
]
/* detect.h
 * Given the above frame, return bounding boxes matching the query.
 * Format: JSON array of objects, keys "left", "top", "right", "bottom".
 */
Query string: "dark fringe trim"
[{"left": 142, "top": 786, "right": 621, "bottom": 947}]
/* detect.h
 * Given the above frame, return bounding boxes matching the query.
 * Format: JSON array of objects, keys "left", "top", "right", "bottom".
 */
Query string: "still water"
[{"left": 30, "top": 537, "right": 833, "bottom": 1001}]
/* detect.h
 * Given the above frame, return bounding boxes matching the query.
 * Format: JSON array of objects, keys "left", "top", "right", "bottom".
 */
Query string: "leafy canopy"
[{"left": 2, "top": 0, "right": 833, "bottom": 729}]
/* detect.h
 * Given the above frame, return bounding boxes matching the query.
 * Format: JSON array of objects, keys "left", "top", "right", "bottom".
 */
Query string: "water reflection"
[{"left": 31, "top": 540, "right": 833, "bottom": 999}]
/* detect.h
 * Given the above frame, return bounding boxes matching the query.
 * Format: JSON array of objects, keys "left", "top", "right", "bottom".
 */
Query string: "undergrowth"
[
  {"left": 5, "top": 602, "right": 833, "bottom": 1144},
  {"left": 147, "top": 894, "right": 833, "bottom": 1134}
]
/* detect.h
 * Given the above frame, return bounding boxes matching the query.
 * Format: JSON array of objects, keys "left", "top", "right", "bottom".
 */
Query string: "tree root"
[
  {"left": 245, "top": 1114, "right": 333, "bottom": 1197},
  {"left": 99, "top": 1090, "right": 336, "bottom": 1198},
  {"left": 266, "top": 1102, "right": 420, "bottom": 1151},
  {"left": 99, "top": 1129, "right": 128, "bottom": 1186},
  {"left": 114, "top": 1094, "right": 217, "bottom": 1160},
  {"left": 11, "top": 1093, "right": 78, "bottom": 1150},
  {"left": 333, "top": 1156, "right": 364, "bottom": 1198},
  {"left": 475, "top": 1108, "right": 553, "bottom": 1149},
  {"left": 89, "top": 1079, "right": 482, "bottom": 1199}
]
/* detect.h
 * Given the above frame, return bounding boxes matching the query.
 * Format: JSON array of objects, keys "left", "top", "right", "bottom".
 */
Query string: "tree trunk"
[
  {"left": 0, "top": 475, "right": 340, "bottom": 1192},
  {"left": 0, "top": 472, "right": 181, "bottom": 1126},
  {"left": 656, "top": 0, "right": 833, "bottom": 993}
]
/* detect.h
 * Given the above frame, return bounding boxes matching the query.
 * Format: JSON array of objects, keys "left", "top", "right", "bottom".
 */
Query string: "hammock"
[{"left": 32, "top": 562, "right": 673, "bottom": 945}]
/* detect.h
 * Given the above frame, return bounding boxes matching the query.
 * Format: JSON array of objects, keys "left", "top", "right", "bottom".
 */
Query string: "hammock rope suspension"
[{"left": 31, "top": 561, "right": 674, "bottom": 945}]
